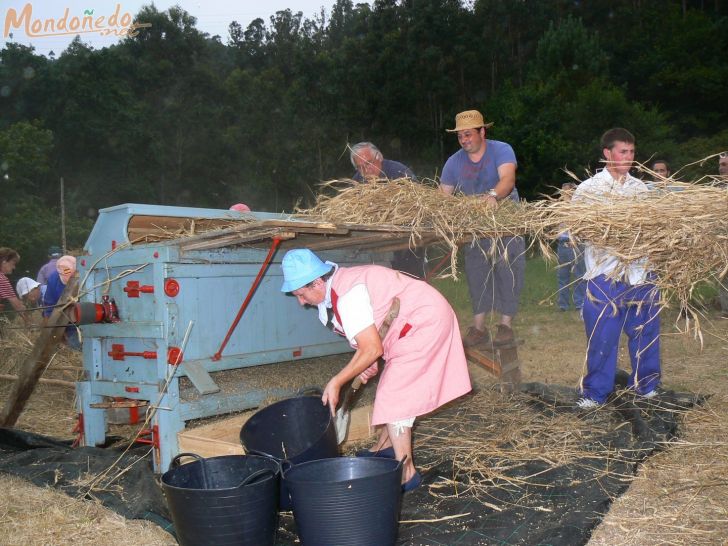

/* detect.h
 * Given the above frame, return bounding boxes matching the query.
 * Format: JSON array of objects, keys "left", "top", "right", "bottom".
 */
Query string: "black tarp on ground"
[
  {"left": 0, "top": 375, "right": 703, "bottom": 546},
  {"left": 277, "top": 374, "right": 703, "bottom": 546},
  {"left": 0, "top": 429, "right": 174, "bottom": 533}
]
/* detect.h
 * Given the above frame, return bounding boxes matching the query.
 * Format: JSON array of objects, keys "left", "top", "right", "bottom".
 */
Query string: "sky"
[{"left": 1, "top": 0, "right": 340, "bottom": 56}]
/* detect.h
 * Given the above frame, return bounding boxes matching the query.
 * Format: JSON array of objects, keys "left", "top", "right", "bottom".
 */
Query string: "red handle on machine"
[{"left": 212, "top": 237, "right": 282, "bottom": 361}]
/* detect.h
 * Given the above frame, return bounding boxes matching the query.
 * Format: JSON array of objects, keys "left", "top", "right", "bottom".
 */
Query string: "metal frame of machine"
[{"left": 75, "top": 203, "right": 396, "bottom": 471}]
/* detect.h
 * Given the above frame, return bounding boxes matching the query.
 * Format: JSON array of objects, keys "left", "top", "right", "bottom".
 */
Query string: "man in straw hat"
[
  {"left": 280, "top": 248, "right": 471, "bottom": 492},
  {"left": 572, "top": 128, "right": 661, "bottom": 408},
  {"left": 439, "top": 109, "right": 525, "bottom": 349}
]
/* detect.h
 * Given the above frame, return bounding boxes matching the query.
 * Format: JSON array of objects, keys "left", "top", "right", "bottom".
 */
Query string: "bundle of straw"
[
  {"left": 298, "top": 178, "right": 531, "bottom": 277},
  {"left": 298, "top": 177, "right": 728, "bottom": 321},
  {"left": 527, "top": 181, "right": 728, "bottom": 313}
]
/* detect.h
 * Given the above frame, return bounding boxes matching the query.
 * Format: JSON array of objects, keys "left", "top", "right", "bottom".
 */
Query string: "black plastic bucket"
[
  {"left": 283, "top": 456, "right": 403, "bottom": 546},
  {"left": 161, "top": 453, "right": 280, "bottom": 546},
  {"left": 240, "top": 395, "right": 339, "bottom": 509}
]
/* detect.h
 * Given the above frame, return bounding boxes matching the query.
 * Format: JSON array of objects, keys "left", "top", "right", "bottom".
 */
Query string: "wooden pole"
[
  {"left": 60, "top": 177, "right": 67, "bottom": 252},
  {"left": 0, "top": 374, "right": 75, "bottom": 389},
  {"left": 0, "top": 276, "right": 78, "bottom": 427}
]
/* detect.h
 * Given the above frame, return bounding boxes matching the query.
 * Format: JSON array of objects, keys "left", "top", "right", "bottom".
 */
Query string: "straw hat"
[
  {"left": 280, "top": 249, "right": 332, "bottom": 293},
  {"left": 446, "top": 110, "right": 494, "bottom": 133}
]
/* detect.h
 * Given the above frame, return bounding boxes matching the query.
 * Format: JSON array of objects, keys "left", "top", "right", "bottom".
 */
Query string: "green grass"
[
  {"left": 431, "top": 255, "right": 559, "bottom": 319},
  {"left": 432, "top": 253, "right": 724, "bottom": 320}
]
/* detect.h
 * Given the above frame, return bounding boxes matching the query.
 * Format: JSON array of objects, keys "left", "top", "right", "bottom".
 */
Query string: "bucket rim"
[
  {"left": 240, "top": 395, "right": 335, "bottom": 461},
  {"left": 282, "top": 456, "right": 402, "bottom": 486},
  {"left": 161, "top": 453, "right": 280, "bottom": 491}
]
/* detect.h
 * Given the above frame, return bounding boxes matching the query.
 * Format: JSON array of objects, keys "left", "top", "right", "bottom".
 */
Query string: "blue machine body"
[{"left": 76, "top": 203, "right": 386, "bottom": 471}]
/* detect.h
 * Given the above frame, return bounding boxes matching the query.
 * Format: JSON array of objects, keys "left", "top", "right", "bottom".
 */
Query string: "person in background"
[
  {"left": 719, "top": 152, "right": 728, "bottom": 176},
  {"left": 280, "top": 248, "right": 471, "bottom": 492},
  {"left": 37, "top": 246, "right": 62, "bottom": 286},
  {"left": 42, "top": 255, "right": 81, "bottom": 349},
  {"left": 718, "top": 153, "right": 728, "bottom": 317},
  {"left": 229, "top": 203, "right": 251, "bottom": 212},
  {"left": 439, "top": 109, "right": 525, "bottom": 348},
  {"left": 350, "top": 142, "right": 426, "bottom": 278},
  {"left": 651, "top": 159, "right": 670, "bottom": 179},
  {"left": 573, "top": 128, "right": 661, "bottom": 408},
  {"left": 0, "top": 247, "right": 30, "bottom": 327},
  {"left": 350, "top": 141, "right": 415, "bottom": 183},
  {"left": 16, "top": 277, "right": 42, "bottom": 306},
  {"left": 556, "top": 183, "right": 586, "bottom": 312},
  {"left": 16, "top": 277, "right": 43, "bottom": 327}
]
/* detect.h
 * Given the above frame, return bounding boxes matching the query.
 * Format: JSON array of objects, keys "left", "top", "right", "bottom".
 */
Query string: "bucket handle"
[
  {"left": 237, "top": 468, "right": 276, "bottom": 488},
  {"left": 397, "top": 455, "right": 408, "bottom": 470},
  {"left": 246, "top": 448, "right": 280, "bottom": 461},
  {"left": 170, "top": 452, "right": 209, "bottom": 489},
  {"left": 296, "top": 386, "right": 323, "bottom": 397}
]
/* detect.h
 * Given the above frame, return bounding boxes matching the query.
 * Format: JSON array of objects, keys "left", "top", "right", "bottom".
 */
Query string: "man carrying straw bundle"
[
  {"left": 573, "top": 128, "right": 661, "bottom": 408},
  {"left": 439, "top": 109, "right": 525, "bottom": 348}
]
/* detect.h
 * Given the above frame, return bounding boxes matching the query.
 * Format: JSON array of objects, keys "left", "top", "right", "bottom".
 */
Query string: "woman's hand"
[
  {"left": 321, "top": 376, "right": 343, "bottom": 416},
  {"left": 358, "top": 361, "right": 379, "bottom": 384}
]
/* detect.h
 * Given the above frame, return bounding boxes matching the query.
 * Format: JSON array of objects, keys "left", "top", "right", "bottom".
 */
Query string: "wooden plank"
[
  {"left": 464, "top": 347, "right": 502, "bottom": 376},
  {"left": 177, "top": 403, "right": 375, "bottom": 459},
  {"left": 180, "top": 230, "right": 297, "bottom": 251},
  {"left": 90, "top": 400, "right": 149, "bottom": 409},
  {"left": 260, "top": 219, "right": 349, "bottom": 233},
  {"left": 178, "top": 412, "right": 251, "bottom": 458},
  {"left": 0, "top": 276, "right": 78, "bottom": 427},
  {"left": 180, "top": 360, "right": 220, "bottom": 395},
  {"left": 306, "top": 232, "right": 405, "bottom": 251},
  {"left": 0, "top": 374, "right": 75, "bottom": 389}
]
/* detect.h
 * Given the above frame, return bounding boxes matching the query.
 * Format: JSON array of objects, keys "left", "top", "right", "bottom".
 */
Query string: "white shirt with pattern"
[{"left": 573, "top": 168, "right": 650, "bottom": 285}]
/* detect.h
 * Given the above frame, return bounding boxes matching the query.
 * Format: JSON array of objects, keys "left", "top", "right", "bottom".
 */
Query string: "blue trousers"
[
  {"left": 581, "top": 275, "right": 661, "bottom": 403},
  {"left": 556, "top": 241, "right": 586, "bottom": 310}
]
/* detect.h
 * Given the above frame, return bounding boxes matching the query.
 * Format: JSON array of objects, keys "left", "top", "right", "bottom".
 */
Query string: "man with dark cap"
[{"left": 37, "top": 246, "right": 62, "bottom": 286}]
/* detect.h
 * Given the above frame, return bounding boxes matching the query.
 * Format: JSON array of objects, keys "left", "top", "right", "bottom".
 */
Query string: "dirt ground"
[{"left": 1, "top": 301, "right": 727, "bottom": 545}]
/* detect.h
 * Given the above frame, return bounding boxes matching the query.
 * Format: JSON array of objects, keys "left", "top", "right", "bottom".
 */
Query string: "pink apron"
[{"left": 331, "top": 265, "right": 471, "bottom": 425}]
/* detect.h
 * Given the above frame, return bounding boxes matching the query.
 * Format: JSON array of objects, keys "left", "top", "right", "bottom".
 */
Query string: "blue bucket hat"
[{"left": 280, "top": 249, "right": 332, "bottom": 293}]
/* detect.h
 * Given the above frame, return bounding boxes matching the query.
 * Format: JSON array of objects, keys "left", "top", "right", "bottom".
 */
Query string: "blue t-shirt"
[
  {"left": 441, "top": 140, "right": 519, "bottom": 201},
  {"left": 352, "top": 159, "right": 416, "bottom": 182}
]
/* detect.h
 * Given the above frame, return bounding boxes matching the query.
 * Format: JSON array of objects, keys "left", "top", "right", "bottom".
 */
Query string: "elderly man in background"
[
  {"left": 350, "top": 141, "right": 415, "bottom": 183},
  {"left": 439, "top": 109, "right": 525, "bottom": 348},
  {"left": 42, "top": 255, "right": 81, "bottom": 349},
  {"left": 350, "top": 141, "right": 426, "bottom": 278},
  {"left": 573, "top": 128, "right": 661, "bottom": 408}
]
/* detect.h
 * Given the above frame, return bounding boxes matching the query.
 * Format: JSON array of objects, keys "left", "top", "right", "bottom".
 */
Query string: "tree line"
[{"left": 1, "top": 0, "right": 727, "bottom": 274}]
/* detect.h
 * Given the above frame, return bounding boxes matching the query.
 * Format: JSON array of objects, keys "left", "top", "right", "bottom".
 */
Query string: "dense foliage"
[{"left": 1, "top": 0, "right": 727, "bottom": 274}]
